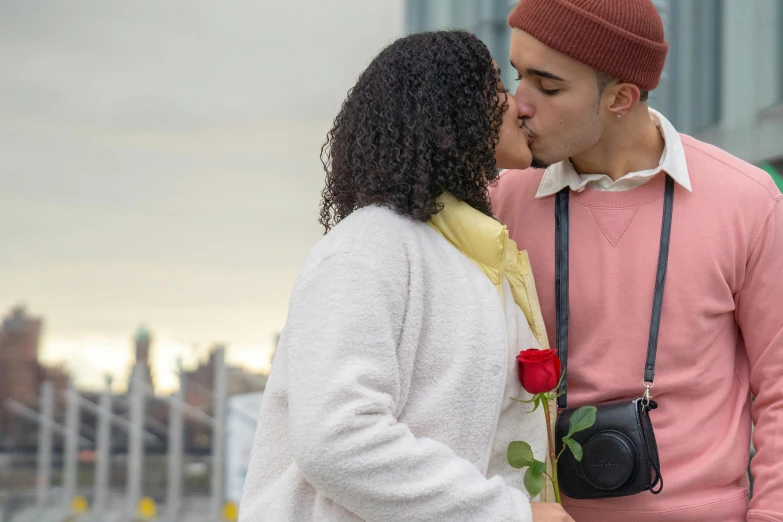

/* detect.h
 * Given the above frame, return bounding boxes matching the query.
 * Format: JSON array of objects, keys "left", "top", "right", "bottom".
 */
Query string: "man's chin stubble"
[{"left": 531, "top": 157, "right": 550, "bottom": 169}]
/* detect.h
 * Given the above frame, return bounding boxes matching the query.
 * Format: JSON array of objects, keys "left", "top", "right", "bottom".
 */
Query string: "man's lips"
[{"left": 520, "top": 123, "right": 535, "bottom": 145}]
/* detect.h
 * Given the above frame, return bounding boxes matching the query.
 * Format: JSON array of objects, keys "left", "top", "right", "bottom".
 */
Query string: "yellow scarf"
[{"left": 428, "top": 193, "right": 549, "bottom": 347}]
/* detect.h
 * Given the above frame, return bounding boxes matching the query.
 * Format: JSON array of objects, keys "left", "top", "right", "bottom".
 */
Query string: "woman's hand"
[{"left": 531, "top": 502, "right": 575, "bottom": 522}]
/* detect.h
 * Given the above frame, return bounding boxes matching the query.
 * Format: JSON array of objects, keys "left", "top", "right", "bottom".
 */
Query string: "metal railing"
[{"left": 3, "top": 348, "right": 237, "bottom": 522}]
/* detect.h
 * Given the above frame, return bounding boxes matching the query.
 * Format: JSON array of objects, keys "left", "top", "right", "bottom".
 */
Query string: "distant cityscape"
[{"left": 0, "top": 305, "right": 269, "bottom": 453}]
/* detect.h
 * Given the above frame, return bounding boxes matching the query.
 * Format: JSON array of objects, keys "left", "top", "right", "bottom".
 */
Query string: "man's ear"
[{"left": 607, "top": 83, "right": 642, "bottom": 119}]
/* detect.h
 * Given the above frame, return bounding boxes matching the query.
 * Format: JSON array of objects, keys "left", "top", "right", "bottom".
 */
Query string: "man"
[{"left": 491, "top": 1, "right": 783, "bottom": 521}]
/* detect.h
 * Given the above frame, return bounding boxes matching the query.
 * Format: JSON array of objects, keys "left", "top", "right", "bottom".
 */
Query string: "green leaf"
[
  {"left": 507, "top": 441, "right": 534, "bottom": 469},
  {"left": 564, "top": 438, "right": 583, "bottom": 462},
  {"left": 510, "top": 397, "right": 536, "bottom": 404},
  {"left": 567, "top": 406, "right": 597, "bottom": 437},
  {"left": 531, "top": 459, "right": 547, "bottom": 475},
  {"left": 529, "top": 394, "right": 542, "bottom": 413},
  {"left": 524, "top": 466, "right": 546, "bottom": 497}
]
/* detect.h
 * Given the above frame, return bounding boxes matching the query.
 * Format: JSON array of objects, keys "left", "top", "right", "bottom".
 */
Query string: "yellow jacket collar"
[
  {"left": 428, "top": 192, "right": 548, "bottom": 347},
  {"left": 428, "top": 192, "right": 508, "bottom": 273}
]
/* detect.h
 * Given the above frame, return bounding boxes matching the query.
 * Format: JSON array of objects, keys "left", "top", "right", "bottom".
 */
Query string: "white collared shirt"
[{"left": 535, "top": 109, "right": 693, "bottom": 198}]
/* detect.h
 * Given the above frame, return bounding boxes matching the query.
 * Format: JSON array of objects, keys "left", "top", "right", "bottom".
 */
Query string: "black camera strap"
[{"left": 555, "top": 175, "right": 675, "bottom": 410}]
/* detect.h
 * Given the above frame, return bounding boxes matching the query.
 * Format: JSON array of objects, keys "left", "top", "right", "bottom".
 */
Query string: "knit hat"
[{"left": 508, "top": 0, "right": 669, "bottom": 91}]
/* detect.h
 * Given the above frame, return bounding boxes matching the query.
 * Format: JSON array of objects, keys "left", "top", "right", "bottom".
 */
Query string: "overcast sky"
[{"left": 0, "top": 0, "right": 404, "bottom": 392}]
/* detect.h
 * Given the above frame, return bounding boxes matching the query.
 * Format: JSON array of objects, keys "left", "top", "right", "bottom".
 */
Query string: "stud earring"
[{"left": 617, "top": 114, "right": 622, "bottom": 119}]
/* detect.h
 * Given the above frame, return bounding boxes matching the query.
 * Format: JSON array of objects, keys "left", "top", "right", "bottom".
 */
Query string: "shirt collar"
[{"left": 535, "top": 109, "right": 692, "bottom": 198}]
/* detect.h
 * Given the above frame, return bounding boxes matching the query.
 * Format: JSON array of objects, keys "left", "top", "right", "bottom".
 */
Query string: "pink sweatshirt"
[{"left": 491, "top": 135, "right": 783, "bottom": 522}]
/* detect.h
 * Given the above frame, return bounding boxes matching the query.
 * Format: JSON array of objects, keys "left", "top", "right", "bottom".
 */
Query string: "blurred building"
[
  {"left": 0, "top": 306, "right": 43, "bottom": 445},
  {"left": 41, "top": 364, "right": 71, "bottom": 395},
  {"left": 135, "top": 325, "right": 151, "bottom": 366},
  {"left": 184, "top": 346, "right": 267, "bottom": 409},
  {"left": 129, "top": 325, "right": 155, "bottom": 392},
  {"left": 406, "top": 0, "right": 517, "bottom": 86},
  {"left": 183, "top": 345, "right": 267, "bottom": 451},
  {"left": 0, "top": 306, "right": 42, "bottom": 407},
  {"left": 184, "top": 349, "right": 217, "bottom": 411},
  {"left": 0, "top": 305, "right": 72, "bottom": 449},
  {"left": 655, "top": 0, "right": 783, "bottom": 186},
  {"left": 405, "top": 0, "right": 783, "bottom": 187}
]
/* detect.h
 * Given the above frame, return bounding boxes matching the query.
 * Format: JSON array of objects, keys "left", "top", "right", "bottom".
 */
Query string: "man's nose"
[{"left": 514, "top": 83, "right": 535, "bottom": 119}]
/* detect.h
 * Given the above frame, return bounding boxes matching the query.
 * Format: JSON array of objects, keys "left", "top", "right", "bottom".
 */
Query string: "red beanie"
[{"left": 508, "top": 0, "right": 669, "bottom": 91}]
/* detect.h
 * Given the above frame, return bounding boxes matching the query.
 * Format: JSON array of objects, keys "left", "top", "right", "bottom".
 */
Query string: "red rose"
[{"left": 516, "top": 349, "right": 562, "bottom": 394}]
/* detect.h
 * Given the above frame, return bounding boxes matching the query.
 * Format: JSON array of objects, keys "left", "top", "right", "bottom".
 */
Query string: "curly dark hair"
[{"left": 319, "top": 30, "right": 507, "bottom": 233}]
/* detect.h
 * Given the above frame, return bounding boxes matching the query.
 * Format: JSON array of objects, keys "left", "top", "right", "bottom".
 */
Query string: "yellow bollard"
[
  {"left": 222, "top": 500, "right": 239, "bottom": 521},
  {"left": 136, "top": 496, "right": 158, "bottom": 519},
  {"left": 70, "top": 495, "right": 89, "bottom": 514}
]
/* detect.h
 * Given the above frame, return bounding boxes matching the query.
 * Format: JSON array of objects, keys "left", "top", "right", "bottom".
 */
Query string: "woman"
[{"left": 239, "top": 31, "right": 571, "bottom": 522}]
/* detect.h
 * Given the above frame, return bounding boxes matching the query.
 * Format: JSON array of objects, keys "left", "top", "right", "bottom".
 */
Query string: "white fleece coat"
[{"left": 239, "top": 206, "right": 547, "bottom": 522}]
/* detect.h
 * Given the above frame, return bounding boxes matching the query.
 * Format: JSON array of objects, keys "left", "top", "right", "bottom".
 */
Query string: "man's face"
[{"left": 510, "top": 29, "right": 606, "bottom": 168}]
